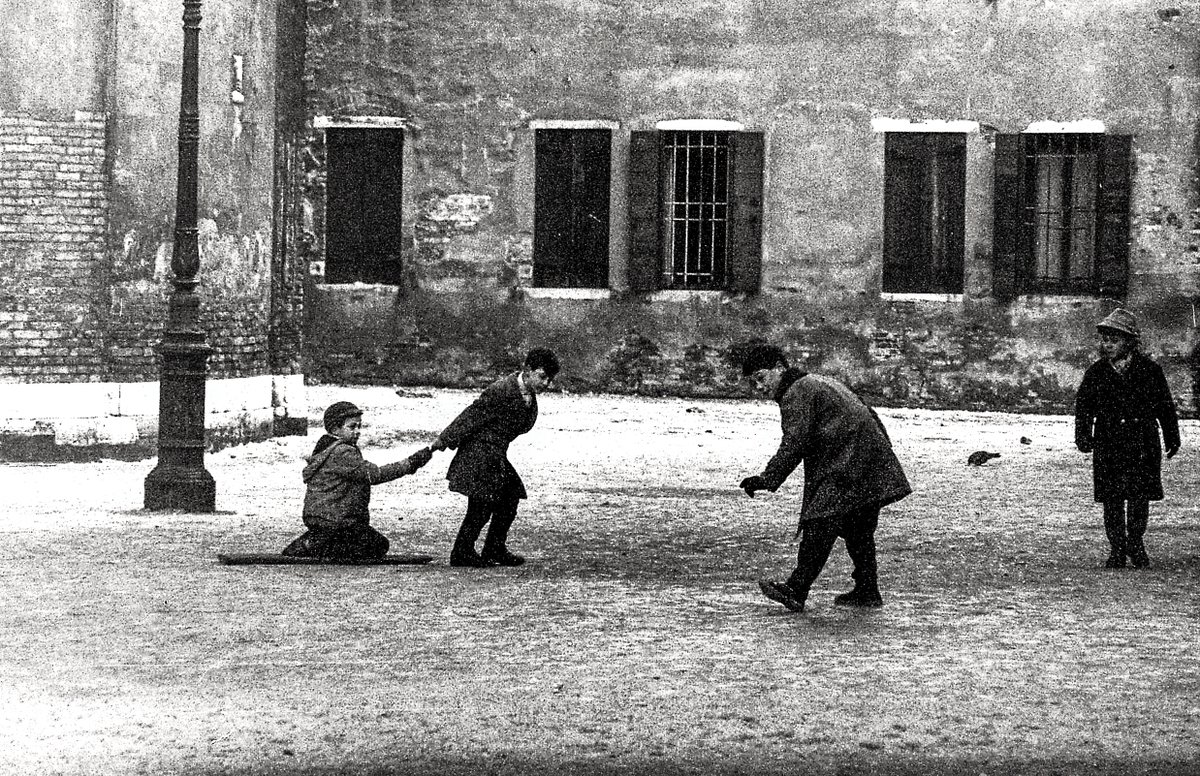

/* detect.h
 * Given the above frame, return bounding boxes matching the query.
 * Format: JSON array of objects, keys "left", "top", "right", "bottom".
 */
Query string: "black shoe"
[
  {"left": 482, "top": 548, "right": 525, "bottom": 567},
  {"left": 1127, "top": 546, "right": 1151, "bottom": 569},
  {"left": 833, "top": 588, "right": 883, "bottom": 607},
  {"left": 758, "top": 580, "right": 805, "bottom": 612},
  {"left": 1104, "top": 551, "right": 1126, "bottom": 569},
  {"left": 449, "top": 550, "right": 493, "bottom": 568}
]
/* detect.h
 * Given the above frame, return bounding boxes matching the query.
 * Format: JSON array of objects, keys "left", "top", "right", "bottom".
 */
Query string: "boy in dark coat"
[
  {"left": 431, "top": 348, "right": 560, "bottom": 567},
  {"left": 1074, "top": 308, "right": 1181, "bottom": 569},
  {"left": 736, "top": 344, "right": 911, "bottom": 613},
  {"left": 282, "top": 401, "right": 432, "bottom": 560}
]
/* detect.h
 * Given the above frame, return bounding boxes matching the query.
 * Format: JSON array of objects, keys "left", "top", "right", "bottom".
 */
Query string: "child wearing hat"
[
  {"left": 282, "top": 401, "right": 433, "bottom": 560},
  {"left": 1074, "top": 308, "right": 1181, "bottom": 569}
]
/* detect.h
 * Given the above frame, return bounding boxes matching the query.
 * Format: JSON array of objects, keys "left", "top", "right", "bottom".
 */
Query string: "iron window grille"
[
  {"left": 1023, "top": 133, "right": 1100, "bottom": 292},
  {"left": 662, "top": 131, "right": 730, "bottom": 289}
]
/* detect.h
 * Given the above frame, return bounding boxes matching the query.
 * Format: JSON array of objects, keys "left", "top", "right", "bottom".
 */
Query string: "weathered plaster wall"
[
  {"left": 301, "top": 0, "right": 1200, "bottom": 414},
  {"left": 107, "top": 0, "right": 280, "bottom": 381},
  {"left": 0, "top": 0, "right": 109, "bottom": 116},
  {"left": 0, "top": 0, "right": 308, "bottom": 459}
]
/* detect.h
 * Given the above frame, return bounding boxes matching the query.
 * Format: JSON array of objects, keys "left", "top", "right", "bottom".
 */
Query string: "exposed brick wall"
[
  {"left": 0, "top": 111, "right": 107, "bottom": 382},
  {"left": 0, "top": 109, "right": 281, "bottom": 386}
]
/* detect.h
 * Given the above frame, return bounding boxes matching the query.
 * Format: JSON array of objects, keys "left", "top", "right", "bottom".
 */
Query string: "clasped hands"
[
  {"left": 407, "top": 447, "right": 434, "bottom": 470},
  {"left": 405, "top": 438, "right": 449, "bottom": 471}
]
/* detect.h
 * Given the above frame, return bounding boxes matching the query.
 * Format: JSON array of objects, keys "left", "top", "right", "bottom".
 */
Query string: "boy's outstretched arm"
[
  {"left": 327, "top": 444, "right": 432, "bottom": 484},
  {"left": 431, "top": 387, "right": 504, "bottom": 451},
  {"left": 376, "top": 446, "right": 433, "bottom": 482}
]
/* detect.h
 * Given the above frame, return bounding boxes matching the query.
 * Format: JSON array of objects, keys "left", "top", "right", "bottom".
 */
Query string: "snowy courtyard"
[{"left": 1, "top": 385, "right": 1198, "bottom": 775}]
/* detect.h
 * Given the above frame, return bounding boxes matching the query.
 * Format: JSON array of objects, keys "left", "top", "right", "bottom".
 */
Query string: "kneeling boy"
[{"left": 283, "top": 401, "right": 432, "bottom": 560}]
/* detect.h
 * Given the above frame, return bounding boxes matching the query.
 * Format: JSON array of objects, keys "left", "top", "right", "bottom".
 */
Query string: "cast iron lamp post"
[{"left": 144, "top": 0, "right": 216, "bottom": 511}]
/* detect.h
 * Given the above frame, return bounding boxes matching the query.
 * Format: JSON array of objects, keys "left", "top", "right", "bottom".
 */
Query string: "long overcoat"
[
  {"left": 758, "top": 371, "right": 911, "bottom": 530},
  {"left": 437, "top": 372, "right": 537, "bottom": 501},
  {"left": 301, "top": 438, "right": 414, "bottom": 530},
  {"left": 1074, "top": 352, "right": 1180, "bottom": 502}
]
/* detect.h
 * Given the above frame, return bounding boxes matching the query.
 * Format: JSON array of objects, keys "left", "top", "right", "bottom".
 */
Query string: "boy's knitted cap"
[{"left": 323, "top": 401, "right": 363, "bottom": 432}]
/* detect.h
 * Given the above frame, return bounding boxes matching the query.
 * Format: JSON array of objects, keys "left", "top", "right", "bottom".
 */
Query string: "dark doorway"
[
  {"left": 324, "top": 128, "right": 404, "bottom": 284},
  {"left": 534, "top": 129, "right": 611, "bottom": 288}
]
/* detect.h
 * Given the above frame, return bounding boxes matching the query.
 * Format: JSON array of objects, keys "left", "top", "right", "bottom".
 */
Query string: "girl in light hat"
[{"left": 1074, "top": 308, "right": 1181, "bottom": 568}]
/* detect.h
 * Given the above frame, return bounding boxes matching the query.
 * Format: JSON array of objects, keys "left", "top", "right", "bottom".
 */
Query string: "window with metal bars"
[
  {"left": 662, "top": 131, "right": 730, "bottom": 289},
  {"left": 1024, "top": 134, "right": 1099, "bottom": 289},
  {"left": 993, "top": 132, "right": 1131, "bottom": 299},
  {"left": 628, "top": 128, "right": 763, "bottom": 294}
]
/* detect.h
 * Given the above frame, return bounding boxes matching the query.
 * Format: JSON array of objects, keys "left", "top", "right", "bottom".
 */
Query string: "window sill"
[
  {"left": 313, "top": 282, "right": 398, "bottom": 291},
  {"left": 648, "top": 289, "right": 727, "bottom": 302},
  {"left": 522, "top": 287, "right": 611, "bottom": 300},
  {"left": 880, "top": 292, "right": 964, "bottom": 303},
  {"left": 1012, "top": 294, "right": 1104, "bottom": 306}
]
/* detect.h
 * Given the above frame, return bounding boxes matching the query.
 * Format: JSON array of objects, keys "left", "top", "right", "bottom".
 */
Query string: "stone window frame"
[{"left": 310, "top": 115, "right": 414, "bottom": 288}]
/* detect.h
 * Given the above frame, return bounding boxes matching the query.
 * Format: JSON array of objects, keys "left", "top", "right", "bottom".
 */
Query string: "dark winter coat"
[
  {"left": 758, "top": 370, "right": 912, "bottom": 530},
  {"left": 301, "top": 437, "right": 416, "bottom": 530},
  {"left": 437, "top": 372, "right": 538, "bottom": 500},
  {"left": 1074, "top": 352, "right": 1180, "bottom": 502}
]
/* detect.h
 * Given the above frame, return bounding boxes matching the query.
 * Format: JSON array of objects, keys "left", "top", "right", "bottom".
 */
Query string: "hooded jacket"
[
  {"left": 301, "top": 437, "right": 415, "bottom": 530},
  {"left": 759, "top": 370, "right": 912, "bottom": 529}
]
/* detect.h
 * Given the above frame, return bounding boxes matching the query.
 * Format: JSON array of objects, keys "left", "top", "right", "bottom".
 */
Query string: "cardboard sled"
[{"left": 218, "top": 553, "right": 434, "bottom": 566}]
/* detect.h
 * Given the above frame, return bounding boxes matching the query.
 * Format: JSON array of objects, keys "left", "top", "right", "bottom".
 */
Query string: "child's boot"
[
  {"left": 836, "top": 540, "right": 883, "bottom": 606},
  {"left": 1126, "top": 500, "right": 1151, "bottom": 568},
  {"left": 1103, "top": 501, "right": 1127, "bottom": 568},
  {"left": 481, "top": 506, "right": 524, "bottom": 566},
  {"left": 450, "top": 507, "right": 492, "bottom": 567}
]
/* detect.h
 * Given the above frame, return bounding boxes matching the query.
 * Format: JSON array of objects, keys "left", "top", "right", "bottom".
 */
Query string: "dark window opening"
[
  {"left": 662, "top": 131, "right": 730, "bottom": 289},
  {"left": 533, "top": 129, "right": 611, "bottom": 288},
  {"left": 882, "top": 133, "right": 966, "bottom": 294},
  {"left": 324, "top": 128, "right": 404, "bottom": 285}
]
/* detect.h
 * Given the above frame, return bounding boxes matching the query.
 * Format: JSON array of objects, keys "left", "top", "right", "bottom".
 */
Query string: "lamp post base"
[{"left": 145, "top": 463, "right": 216, "bottom": 512}]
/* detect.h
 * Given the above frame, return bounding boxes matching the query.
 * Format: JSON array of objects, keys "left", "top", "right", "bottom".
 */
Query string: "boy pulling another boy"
[
  {"left": 283, "top": 401, "right": 432, "bottom": 560},
  {"left": 431, "top": 348, "right": 561, "bottom": 567}
]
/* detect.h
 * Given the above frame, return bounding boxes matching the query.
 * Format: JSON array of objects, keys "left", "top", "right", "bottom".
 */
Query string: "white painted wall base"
[{"left": 0, "top": 374, "right": 308, "bottom": 457}]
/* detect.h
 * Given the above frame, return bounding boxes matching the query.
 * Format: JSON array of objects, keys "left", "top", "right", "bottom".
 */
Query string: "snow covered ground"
[{"left": 1, "top": 385, "right": 1197, "bottom": 775}]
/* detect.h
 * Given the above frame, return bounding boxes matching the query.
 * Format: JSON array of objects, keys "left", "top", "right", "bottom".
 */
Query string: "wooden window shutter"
[
  {"left": 534, "top": 130, "right": 611, "bottom": 288},
  {"left": 938, "top": 137, "right": 967, "bottom": 293},
  {"left": 883, "top": 133, "right": 932, "bottom": 293},
  {"left": 534, "top": 131, "right": 573, "bottom": 286},
  {"left": 627, "top": 130, "right": 662, "bottom": 293},
  {"left": 727, "top": 131, "right": 765, "bottom": 293},
  {"left": 992, "top": 133, "right": 1024, "bottom": 302},
  {"left": 1096, "top": 134, "right": 1132, "bottom": 299}
]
